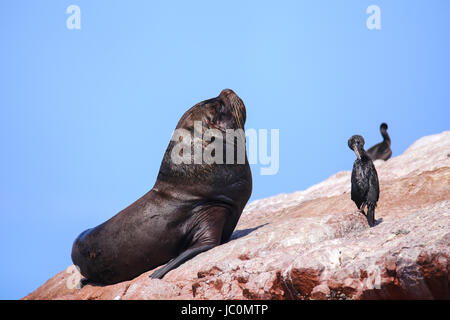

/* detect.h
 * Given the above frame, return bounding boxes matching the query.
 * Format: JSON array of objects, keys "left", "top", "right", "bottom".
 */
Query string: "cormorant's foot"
[{"left": 373, "top": 218, "right": 383, "bottom": 226}]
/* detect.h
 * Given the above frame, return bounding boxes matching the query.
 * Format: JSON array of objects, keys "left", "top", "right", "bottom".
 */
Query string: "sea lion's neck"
[{"left": 152, "top": 179, "right": 199, "bottom": 203}]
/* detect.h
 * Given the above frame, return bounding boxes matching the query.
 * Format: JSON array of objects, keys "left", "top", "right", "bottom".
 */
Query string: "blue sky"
[{"left": 1, "top": 1, "right": 449, "bottom": 299}]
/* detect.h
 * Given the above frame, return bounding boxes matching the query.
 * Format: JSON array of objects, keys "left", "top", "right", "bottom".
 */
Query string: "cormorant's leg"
[
  {"left": 366, "top": 203, "right": 376, "bottom": 227},
  {"left": 149, "top": 206, "right": 228, "bottom": 279},
  {"left": 358, "top": 202, "right": 367, "bottom": 216}
]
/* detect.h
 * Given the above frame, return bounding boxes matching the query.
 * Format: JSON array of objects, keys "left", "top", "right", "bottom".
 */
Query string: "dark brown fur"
[{"left": 71, "top": 89, "right": 252, "bottom": 283}]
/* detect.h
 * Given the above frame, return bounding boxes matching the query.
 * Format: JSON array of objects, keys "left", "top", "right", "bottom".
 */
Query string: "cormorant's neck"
[
  {"left": 360, "top": 152, "right": 371, "bottom": 161},
  {"left": 354, "top": 146, "right": 369, "bottom": 161},
  {"left": 381, "top": 129, "right": 390, "bottom": 143},
  {"left": 359, "top": 149, "right": 370, "bottom": 160}
]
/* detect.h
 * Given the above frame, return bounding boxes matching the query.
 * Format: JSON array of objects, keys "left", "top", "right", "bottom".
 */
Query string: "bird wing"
[{"left": 367, "top": 162, "right": 380, "bottom": 204}]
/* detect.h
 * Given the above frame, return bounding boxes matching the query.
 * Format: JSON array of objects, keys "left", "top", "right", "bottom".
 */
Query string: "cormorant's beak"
[{"left": 352, "top": 145, "right": 361, "bottom": 159}]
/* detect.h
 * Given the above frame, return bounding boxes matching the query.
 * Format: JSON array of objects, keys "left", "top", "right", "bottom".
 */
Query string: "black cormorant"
[
  {"left": 366, "top": 123, "right": 392, "bottom": 161},
  {"left": 348, "top": 135, "right": 380, "bottom": 227}
]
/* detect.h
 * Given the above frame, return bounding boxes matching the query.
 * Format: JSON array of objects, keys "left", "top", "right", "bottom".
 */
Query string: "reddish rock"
[
  {"left": 23, "top": 131, "right": 450, "bottom": 300},
  {"left": 310, "top": 284, "right": 330, "bottom": 300}
]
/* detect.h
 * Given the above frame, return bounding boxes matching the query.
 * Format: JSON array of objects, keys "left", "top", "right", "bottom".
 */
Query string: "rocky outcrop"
[{"left": 24, "top": 131, "right": 450, "bottom": 300}]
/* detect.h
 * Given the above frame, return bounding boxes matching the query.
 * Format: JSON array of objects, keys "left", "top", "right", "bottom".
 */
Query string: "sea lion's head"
[
  {"left": 157, "top": 89, "right": 251, "bottom": 185},
  {"left": 175, "top": 89, "right": 246, "bottom": 133}
]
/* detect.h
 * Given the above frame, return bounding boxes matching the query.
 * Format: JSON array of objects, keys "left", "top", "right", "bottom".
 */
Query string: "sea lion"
[
  {"left": 366, "top": 123, "right": 392, "bottom": 161},
  {"left": 71, "top": 89, "right": 252, "bottom": 284},
  {"left": 348, "top": 135, "right": 380, "bottom": 227}
]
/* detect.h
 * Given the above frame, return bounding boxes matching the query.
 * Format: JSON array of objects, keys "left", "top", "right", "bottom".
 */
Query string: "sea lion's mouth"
[{"left": 219, "top": 89, "right": 246, "bottom": 129}]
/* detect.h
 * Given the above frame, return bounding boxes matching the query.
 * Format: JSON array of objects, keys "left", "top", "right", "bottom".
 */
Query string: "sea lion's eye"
[
  {"left": 218, "top": 102, "right": 225, "bottom": 113},
  {"left": 215, "top": 112, "right": 222, "bottom": 124},
  {"left": 206, "top": 109, "right": 217, "bottom": 125}
]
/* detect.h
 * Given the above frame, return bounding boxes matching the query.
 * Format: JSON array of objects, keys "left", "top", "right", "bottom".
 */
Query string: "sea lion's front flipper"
[
  {"left": 149, "top": 244, "right": 216, "bottom": 279},
  {"left": 149, "top": 206, "right": 228, "bottom": 279}
]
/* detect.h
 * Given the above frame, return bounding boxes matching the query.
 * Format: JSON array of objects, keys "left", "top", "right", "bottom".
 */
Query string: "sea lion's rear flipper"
[{"left": 149, "top": 206, "right": 228, "bottom": 279}]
